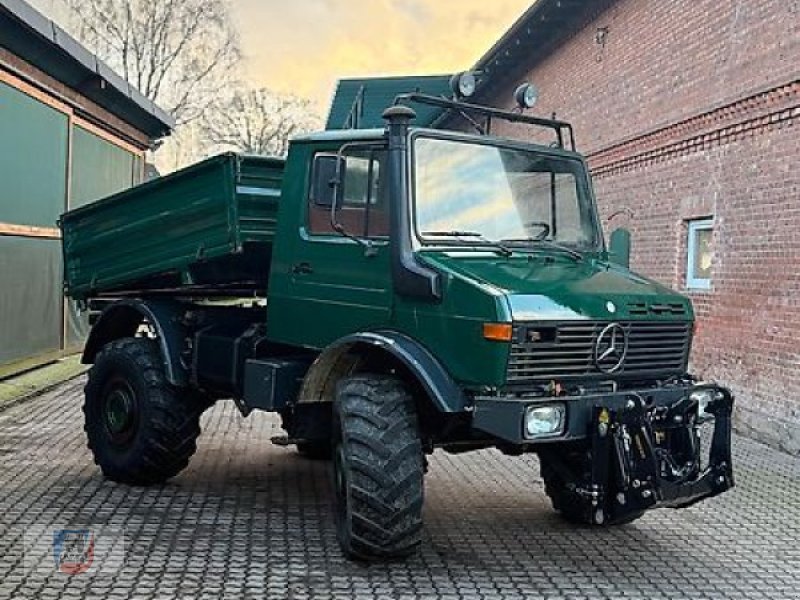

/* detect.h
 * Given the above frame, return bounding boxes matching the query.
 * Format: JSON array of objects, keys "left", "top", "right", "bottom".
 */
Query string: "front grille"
[{"left": 507, "top": 321, "right": 691, "bottom": 383}]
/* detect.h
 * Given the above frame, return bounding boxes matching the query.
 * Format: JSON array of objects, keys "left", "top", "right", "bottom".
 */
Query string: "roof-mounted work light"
[
  {"left": 514, "top": 83, "right": 539, "bottom": 110},
  {"left": 449, "top": 71, "right": 477, "bottom": 99}
]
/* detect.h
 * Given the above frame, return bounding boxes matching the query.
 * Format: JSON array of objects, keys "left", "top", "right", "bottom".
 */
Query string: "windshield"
[{"left": 413, "top": 136, "right": 601, "bottom": 250}]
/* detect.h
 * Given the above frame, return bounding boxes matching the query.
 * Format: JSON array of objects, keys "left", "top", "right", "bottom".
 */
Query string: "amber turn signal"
[{"left": 483, "top": 322, "right": 513, "bottom": 342}]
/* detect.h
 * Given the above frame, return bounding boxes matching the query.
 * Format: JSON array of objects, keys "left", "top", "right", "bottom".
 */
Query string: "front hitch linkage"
[{"left": 584, "top": 386, "right": 734, "bottom": 525}]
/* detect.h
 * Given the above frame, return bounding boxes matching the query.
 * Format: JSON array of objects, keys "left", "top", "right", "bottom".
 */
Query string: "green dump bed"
[{"left": 61, "top": 153, "right": 284, "bottom": 302}]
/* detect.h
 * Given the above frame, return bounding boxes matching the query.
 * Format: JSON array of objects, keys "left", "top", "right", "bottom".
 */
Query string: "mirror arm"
[{"left": 333, "top": 224, "right": 377, "bottom": 256}]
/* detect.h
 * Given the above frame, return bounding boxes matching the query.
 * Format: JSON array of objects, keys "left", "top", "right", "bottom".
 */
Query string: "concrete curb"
[{"left": 0, "top": 356, "right": 88, "bottom": 414}]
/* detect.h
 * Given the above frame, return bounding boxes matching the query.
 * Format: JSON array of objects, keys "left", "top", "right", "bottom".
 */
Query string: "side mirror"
[
  {"left": 609, "top": 228, "right": 631, "bottom": 268},
  {"left": 311, "top": 154, "right": 345, "bottom": 208}
]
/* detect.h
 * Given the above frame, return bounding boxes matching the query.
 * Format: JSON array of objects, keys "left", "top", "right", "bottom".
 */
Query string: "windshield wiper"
[
  {"left": 423, "top": 230, "right": 486, "bottom": 237},
  {"left": 422, "top": 231, "right": 512, "bottom": 257},
  {"left": 499, "top": 238, "right": 583, "bottom": 261}
]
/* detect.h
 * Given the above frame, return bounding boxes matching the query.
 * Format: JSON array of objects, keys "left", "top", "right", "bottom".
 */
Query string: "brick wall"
[{"left": 481, "top": 0, "right": 800, "bottom": 453}]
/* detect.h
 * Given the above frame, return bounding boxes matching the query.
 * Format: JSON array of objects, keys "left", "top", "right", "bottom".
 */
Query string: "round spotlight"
[
  {"left": 514, "top": 83, "right": 539, "bottom": 109},
  {"left": 450, "top": 71, "right": 477, "bottom": 99}
]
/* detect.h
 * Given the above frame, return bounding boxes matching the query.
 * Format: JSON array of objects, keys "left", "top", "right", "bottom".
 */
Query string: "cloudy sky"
[
  {"left": 31, "top": 0, "right": 531, "bottom": 115},
  {"left": 231, "top": 0, "right": 530, "bottom": 112}
]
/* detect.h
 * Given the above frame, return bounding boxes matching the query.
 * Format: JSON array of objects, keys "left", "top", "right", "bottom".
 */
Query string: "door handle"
[{"left": 291, "top": 262, "right": 314, "bottom": 275}]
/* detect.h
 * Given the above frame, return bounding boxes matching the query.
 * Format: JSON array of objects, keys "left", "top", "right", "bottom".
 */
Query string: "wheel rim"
[{"left": 103, "top": 379, "right": 138, "bottom": 446}]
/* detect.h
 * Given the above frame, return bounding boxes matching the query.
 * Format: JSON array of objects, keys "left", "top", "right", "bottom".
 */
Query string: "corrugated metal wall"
[{"left": 0, "top": 72, "right": 144, "bottom": 372}]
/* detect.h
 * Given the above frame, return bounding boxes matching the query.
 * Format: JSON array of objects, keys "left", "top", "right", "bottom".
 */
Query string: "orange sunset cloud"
[{"left": 232, "top": 0, "right": 533, "bottom": 113}]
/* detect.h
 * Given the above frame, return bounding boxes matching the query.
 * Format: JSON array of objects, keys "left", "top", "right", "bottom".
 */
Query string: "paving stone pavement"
[{"left": 0, "top": 378, "right": 799, "bottom": 600}]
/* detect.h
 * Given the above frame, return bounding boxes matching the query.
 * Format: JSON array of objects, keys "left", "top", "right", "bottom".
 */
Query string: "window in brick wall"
[{"left": 686, "top": 218, "right": 713, "bottom": 290}]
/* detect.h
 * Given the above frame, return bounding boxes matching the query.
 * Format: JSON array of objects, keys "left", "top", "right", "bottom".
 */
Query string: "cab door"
[{"left": 279, "top": 146, "right": 392, "bottom": 348}]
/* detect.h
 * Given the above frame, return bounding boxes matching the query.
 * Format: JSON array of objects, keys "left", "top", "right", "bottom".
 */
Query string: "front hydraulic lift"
[{"left": 581, "top": 386, "right": 734, "bottom": 525}]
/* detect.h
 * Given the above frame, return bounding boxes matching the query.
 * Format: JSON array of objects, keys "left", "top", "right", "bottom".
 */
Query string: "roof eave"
[
  {"left": 0, "top": 0, "right": 174, "bottom": 139},
  {"left": 469, "top": 0, "right": 608, "bottom": 101}
]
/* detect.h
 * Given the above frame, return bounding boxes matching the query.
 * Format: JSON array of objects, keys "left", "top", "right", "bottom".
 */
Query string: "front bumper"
[{"left": 472, "top": 384, "right": 735, "bottom": 521}]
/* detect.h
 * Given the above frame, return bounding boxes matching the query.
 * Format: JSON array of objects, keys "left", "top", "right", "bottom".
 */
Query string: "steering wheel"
[{"left": 524, "top": 221, "right": 551, "bottom": 240}]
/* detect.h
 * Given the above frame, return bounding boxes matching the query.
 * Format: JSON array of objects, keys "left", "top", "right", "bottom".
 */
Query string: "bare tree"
[
  {"left": 61, "top": 0, "right": 240, "bottom": 125},
  {"left": 202, "top": 87, "right": 321, "bottom": 157}
]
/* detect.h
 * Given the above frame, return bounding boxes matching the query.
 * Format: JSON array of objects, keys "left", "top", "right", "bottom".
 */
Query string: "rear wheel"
[
  {"left": 84, "top": 338, "right": 202, "bottom": 485},
  {"left": 332, "top": 375, "right": 424, "bottom": 561}
]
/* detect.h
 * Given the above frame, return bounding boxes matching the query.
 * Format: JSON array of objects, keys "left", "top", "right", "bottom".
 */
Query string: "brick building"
[
  {"left": 467, "top": 0, "right": 799, "bottom": 452},
  {"left": 0, "top": 0, "right": 172, "bottom": 374}
]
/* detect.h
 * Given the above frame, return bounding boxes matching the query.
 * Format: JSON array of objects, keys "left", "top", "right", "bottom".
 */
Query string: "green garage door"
[
  {"left": 0, "top": 237, "right": 63, "bottom": 364},
  {"left": 0, "top": 81, "right": 68, "bottom": 227},
  {"left": 70, "top": 124, "right": 140, "bottom": 208},
  {"left": 0, "top": 82, "right": 69, "bottom": 366},
  {"left": 0, "top": 81, "right": 146, "bottom": 367}
]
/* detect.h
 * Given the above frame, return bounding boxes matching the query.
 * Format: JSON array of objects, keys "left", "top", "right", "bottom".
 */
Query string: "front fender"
[
  {"left": 83, "top": 299, "right": 188, "bottom": 387},
  {"left": 318, "top": 330, "right": 468, "bottom": 413}
]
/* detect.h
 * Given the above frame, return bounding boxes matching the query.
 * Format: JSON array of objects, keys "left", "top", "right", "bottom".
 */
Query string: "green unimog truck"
[{"left": 60, "top": 79, "right": 734, "bottom": 561}]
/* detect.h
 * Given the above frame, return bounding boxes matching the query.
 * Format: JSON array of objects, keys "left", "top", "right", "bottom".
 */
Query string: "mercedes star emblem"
[{"left": 594, "top": 322, "right": 628, "bottom": 374}]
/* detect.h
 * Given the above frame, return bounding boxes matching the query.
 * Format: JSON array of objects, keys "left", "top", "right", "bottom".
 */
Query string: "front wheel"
[
  {"left": 332, "top": 375, "right": 425, "bottom": 561},
  {"left": 84, "top": 338, "right": 202, "bottom": 485}
]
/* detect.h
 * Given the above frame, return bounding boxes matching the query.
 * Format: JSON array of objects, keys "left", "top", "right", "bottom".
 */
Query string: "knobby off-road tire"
[
  {"left": 332, "top": 375, "right": 425, "bottom": 561},
  {"left": 539, "top": 456, "right": 644, "bottom": 526},
  {"left": 84, "top": 338, "right": 202, "bottom": 485}
]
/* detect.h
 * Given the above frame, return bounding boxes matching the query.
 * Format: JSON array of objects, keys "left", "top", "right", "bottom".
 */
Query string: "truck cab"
[{"left": 63, "top": 87, "right": 734, "bottom": 562}]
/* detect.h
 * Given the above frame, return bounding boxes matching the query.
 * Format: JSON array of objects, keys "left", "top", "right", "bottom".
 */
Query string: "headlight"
[
  {"left": 524, "top": 404, "right": 566, "bottom": 438},
  {"left": 690, "top": 388, "right": 715, "bottom": 421}
]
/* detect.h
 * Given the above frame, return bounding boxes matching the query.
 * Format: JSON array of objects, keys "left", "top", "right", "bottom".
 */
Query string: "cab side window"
[{"left": 308, "top": 149, "right": 388, "bottom": 238}]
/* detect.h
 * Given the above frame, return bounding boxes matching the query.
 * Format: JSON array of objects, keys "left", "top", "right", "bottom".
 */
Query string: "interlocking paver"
[{"left": 0, "top": 378, "right": 799, "bottom": 599}]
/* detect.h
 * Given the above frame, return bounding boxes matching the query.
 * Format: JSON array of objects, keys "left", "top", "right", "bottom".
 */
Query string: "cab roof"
[{"left": 291, "top": 127, "right": 584, "bottom": 160}]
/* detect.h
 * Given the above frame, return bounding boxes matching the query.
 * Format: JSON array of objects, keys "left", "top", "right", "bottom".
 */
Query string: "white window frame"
[{"left": 686, "top": 218, "right": 713, "bottom": 290}]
